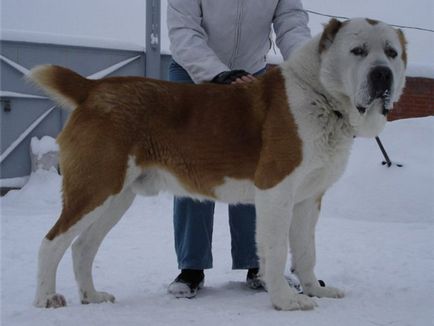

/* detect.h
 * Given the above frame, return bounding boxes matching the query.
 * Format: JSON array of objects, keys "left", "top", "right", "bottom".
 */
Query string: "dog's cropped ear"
[
  {"left": 396, "top": 28, "right": 408, "bottom": 67},
  {"left": 319, "top": 18, "right": 343, "bottom": 53}
]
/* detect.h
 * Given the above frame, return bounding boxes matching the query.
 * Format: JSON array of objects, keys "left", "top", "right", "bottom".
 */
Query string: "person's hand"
[
  {"left": 211, "top": 70, "right": 257, "bottom": 85},
  {"left": 232, "top": 74, "right": 257, "bottom": 84}
]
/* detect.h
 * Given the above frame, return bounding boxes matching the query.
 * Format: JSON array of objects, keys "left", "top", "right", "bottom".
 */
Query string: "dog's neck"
[
  {"left": 283, "top": 36, "right": 326, "bottom": 94},
  {"left": 281, "top": 37, "right": 356, "bottom": 141},
  {"left": 281, "top": 36, "right": 354, "bottom": 138}
]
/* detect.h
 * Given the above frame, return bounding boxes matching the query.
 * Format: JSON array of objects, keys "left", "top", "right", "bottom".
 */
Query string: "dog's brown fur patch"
[
  {"left": 319, "top": 18, "right": 344, "bottom": 53},
  {"left": 30, "top": 66, "right": 302, "bottom": 239},
  {"left": 396, "top": 29, "right": 408, "bottom": 66}
]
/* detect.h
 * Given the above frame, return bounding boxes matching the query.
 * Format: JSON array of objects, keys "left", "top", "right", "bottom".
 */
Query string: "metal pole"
[
  {"left": 375, "top": 136, "right": 402, "bottom": 167},
  {"left": 375, "top": 136, "right": 392, "bottom": 167},
  {"left": 146, "top": 0, "right": 161, "bottom": 79}
]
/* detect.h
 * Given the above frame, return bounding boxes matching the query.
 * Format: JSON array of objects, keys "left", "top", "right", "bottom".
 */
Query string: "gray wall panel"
[
  {"left": 1, "top": 40, "right": 172, "bottom": 179},
  {"left": 1, "top": 40, "right": 149, "bottom": 179},
  {"left": 0, "top": 105, "right": 61, "bottom": 178},
  {"left": 1, "top": 99, "right": 58, "bottom": 152}
]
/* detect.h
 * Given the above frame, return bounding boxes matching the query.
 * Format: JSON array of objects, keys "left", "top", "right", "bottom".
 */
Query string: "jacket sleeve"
[
  {"left": 273, "top": 0, "right": 312, "bottom": 60},
  {"left": 167, "top": 0, "right": 229, "bottom": 83}
]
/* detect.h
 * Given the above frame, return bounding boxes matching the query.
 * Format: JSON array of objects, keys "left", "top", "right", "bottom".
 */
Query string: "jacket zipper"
[{"left": 229, "top": 0, "right": 243, "bottom": 69}]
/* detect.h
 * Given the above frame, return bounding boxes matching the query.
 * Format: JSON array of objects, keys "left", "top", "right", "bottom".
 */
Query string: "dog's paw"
[
  {"left": 272, "top": 293, "right": 317, "bottom": 311},
  {"left": 34, "top": 293, "right": 67, "bottom": 308},
  {"left": 81, "top": 291, "right": 115, "bottom": 304},
  {"left": 304, "top": 285, "right": 345, "bottom": 299}
]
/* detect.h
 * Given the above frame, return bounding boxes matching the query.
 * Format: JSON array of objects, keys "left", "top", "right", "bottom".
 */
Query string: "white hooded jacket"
[{"left": 167, "top": 0, "right": 311, "bottom": 83}]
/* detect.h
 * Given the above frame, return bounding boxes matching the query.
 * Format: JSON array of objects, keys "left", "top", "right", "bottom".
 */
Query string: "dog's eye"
[
  {"left": 350, "top": 46, "right": 368, "bottom": 57},
  {"left": 385, "top": 47, "right": 398, "bottom": 59}
]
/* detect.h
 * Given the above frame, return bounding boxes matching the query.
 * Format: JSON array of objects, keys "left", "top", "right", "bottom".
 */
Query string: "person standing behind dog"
[{"left": 166, "top": 0, "right": 311, "bottom": 298}]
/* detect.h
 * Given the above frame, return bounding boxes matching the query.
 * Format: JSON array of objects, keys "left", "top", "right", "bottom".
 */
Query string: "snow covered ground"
[{"left": 1, "top": 117, "right": 434, "bottom": 326}]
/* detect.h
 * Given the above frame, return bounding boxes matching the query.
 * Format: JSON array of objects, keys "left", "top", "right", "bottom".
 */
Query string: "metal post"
[
  {"left": 375, "top": 136, "right": 403, "bottom": 167},
  {"left": 146, "top": 0, "right": 161, "bottom": 79}
]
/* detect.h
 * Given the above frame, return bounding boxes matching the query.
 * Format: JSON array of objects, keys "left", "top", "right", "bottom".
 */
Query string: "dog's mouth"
[
  {"left": 355, "top": 66, "right": 394, "bottom": 116},
  {"left": 357, "top": 89, "right": 392, "bottom": 116},
  {"left": 356, "top": 105, "right": 367, "bottom": 114}
]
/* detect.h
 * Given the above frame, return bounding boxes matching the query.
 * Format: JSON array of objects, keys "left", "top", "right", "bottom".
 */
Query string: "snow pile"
[
  {"left": 30, "top": 136, "right": 58, "bottom": 159},
  {"left": 1, "top": 117, "right": 433, "bottom": 326},
  {"left": 0, "top": 176, "right": 29, "bottom": 188},
  {"left": 406, "top": 64, "right": 434, "bottom": 79},
  {"left": 2, "top": 169, "right": 61, "bottom": 207},
  {"left": 3, "top": 136, "right": 60, "bottom": 204},
  {"left": 1, "top": 29, "right": 144, "bottom": 52},
  {"left": 29, "top": 136, "right": 59, "bottom": 174},
  {"left": 0, "top": 137, "right": 59, "bottom": 189}
]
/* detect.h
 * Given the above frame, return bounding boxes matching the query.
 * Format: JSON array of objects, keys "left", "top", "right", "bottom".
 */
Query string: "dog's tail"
[{"left": 27, "top": 65, "right": 94, "bottom": 111}]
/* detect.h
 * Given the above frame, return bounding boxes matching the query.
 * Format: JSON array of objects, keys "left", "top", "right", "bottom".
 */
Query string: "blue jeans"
[{"left": 169, "top": 60, "right": 262, "bottom": 270}]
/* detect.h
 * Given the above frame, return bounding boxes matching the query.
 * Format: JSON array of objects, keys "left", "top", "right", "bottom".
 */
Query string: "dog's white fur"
[{"left": 32, "top": 18, "right": 406, "bottom": 310}]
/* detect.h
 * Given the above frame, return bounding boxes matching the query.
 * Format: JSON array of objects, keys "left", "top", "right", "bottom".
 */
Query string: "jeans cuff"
[
  {"left": 179, "top": 261, "right": 213, "bottom": 270},
  {"left": 232, "top": 258, "right": 259, "bottom": 270}
]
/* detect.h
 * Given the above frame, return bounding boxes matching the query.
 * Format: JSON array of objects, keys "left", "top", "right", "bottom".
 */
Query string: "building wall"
[
  {"left": 388, "top": 77, "right": 434, "bottom": 121},
  {"left": 1, "top": 40, "right": 146, "bottom": 179}
]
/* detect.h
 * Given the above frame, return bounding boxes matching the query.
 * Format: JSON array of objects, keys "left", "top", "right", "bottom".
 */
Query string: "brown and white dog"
[{"left": 29, "top": 18, "right": 407, "bottom": 310}]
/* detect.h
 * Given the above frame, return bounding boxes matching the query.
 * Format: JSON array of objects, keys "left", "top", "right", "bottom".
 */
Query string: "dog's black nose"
[{"left": 369, "top": 66, "right": 393, "bottom": 99}]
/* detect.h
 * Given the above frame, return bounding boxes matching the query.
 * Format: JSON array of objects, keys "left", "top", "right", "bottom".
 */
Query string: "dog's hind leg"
[
  {"left": 71, "top": 189, "right": 136, "bottom": 304},
  {"left": 33, "top": 197, "right": 115, "bottom": 308},
  {"left": 33, "top": 155, "right": 136, "bottom": 308},
  {"left": 255, "top": 186, "right": 316, "bottom": 311},
  {"left": 289, "top": 196, "right": 344, "bottom": 299},
  {"left": 33, "top": 228, "right": 75, "bottom": 308}
]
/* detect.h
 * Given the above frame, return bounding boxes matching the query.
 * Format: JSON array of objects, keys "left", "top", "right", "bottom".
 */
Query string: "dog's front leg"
[
  {"left": 290, "top": 196, "right": 344, "bottom": 299},
  {"left": 255, "top": 187, "right": 316, "bottom": 311}
]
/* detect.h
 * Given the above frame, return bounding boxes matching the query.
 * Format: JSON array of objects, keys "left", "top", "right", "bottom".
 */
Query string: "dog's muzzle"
[
  {"left": 360, "top": 66, "right": 393, "bottom": 116},
  {"left": 369, "top": 66, "right": 393, "bottom": 100},
  {"left": 368, "top": 66, "right": 393, "bottom": 108}
]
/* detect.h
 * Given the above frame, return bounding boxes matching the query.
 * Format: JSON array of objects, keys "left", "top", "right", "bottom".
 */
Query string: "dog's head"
[{"left": 318, "top": 18, "right": 407, "bottom": 137}]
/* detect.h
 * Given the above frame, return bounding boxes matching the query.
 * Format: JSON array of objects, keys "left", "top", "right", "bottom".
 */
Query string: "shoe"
[
  {"left": 168, "top": 269, "right": 205, "bottom": 298},
  {"left": 246, "top": 268, "right": 263, "bottom": 289},
  {"left": 286, "top": 274, "right": 303, "bottom": 294},
  {"left": 245, "top": 268, "right": 309, "bottom": 294},
  {"left": 284, "top": 275, "right": 325, "bottom": 294}
]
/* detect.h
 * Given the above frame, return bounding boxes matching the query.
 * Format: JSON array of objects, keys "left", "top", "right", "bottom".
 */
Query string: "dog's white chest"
[
  {"left": 295, "top": 164, "right": 341, "bottom": 203},
  {"left": 295, "top": 134, "right": 353, "bottom": 203}
]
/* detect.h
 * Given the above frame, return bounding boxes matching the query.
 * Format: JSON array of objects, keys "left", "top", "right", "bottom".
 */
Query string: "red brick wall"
[{"left": 388, "top": 77, "right": 434, "bottom": 121}]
